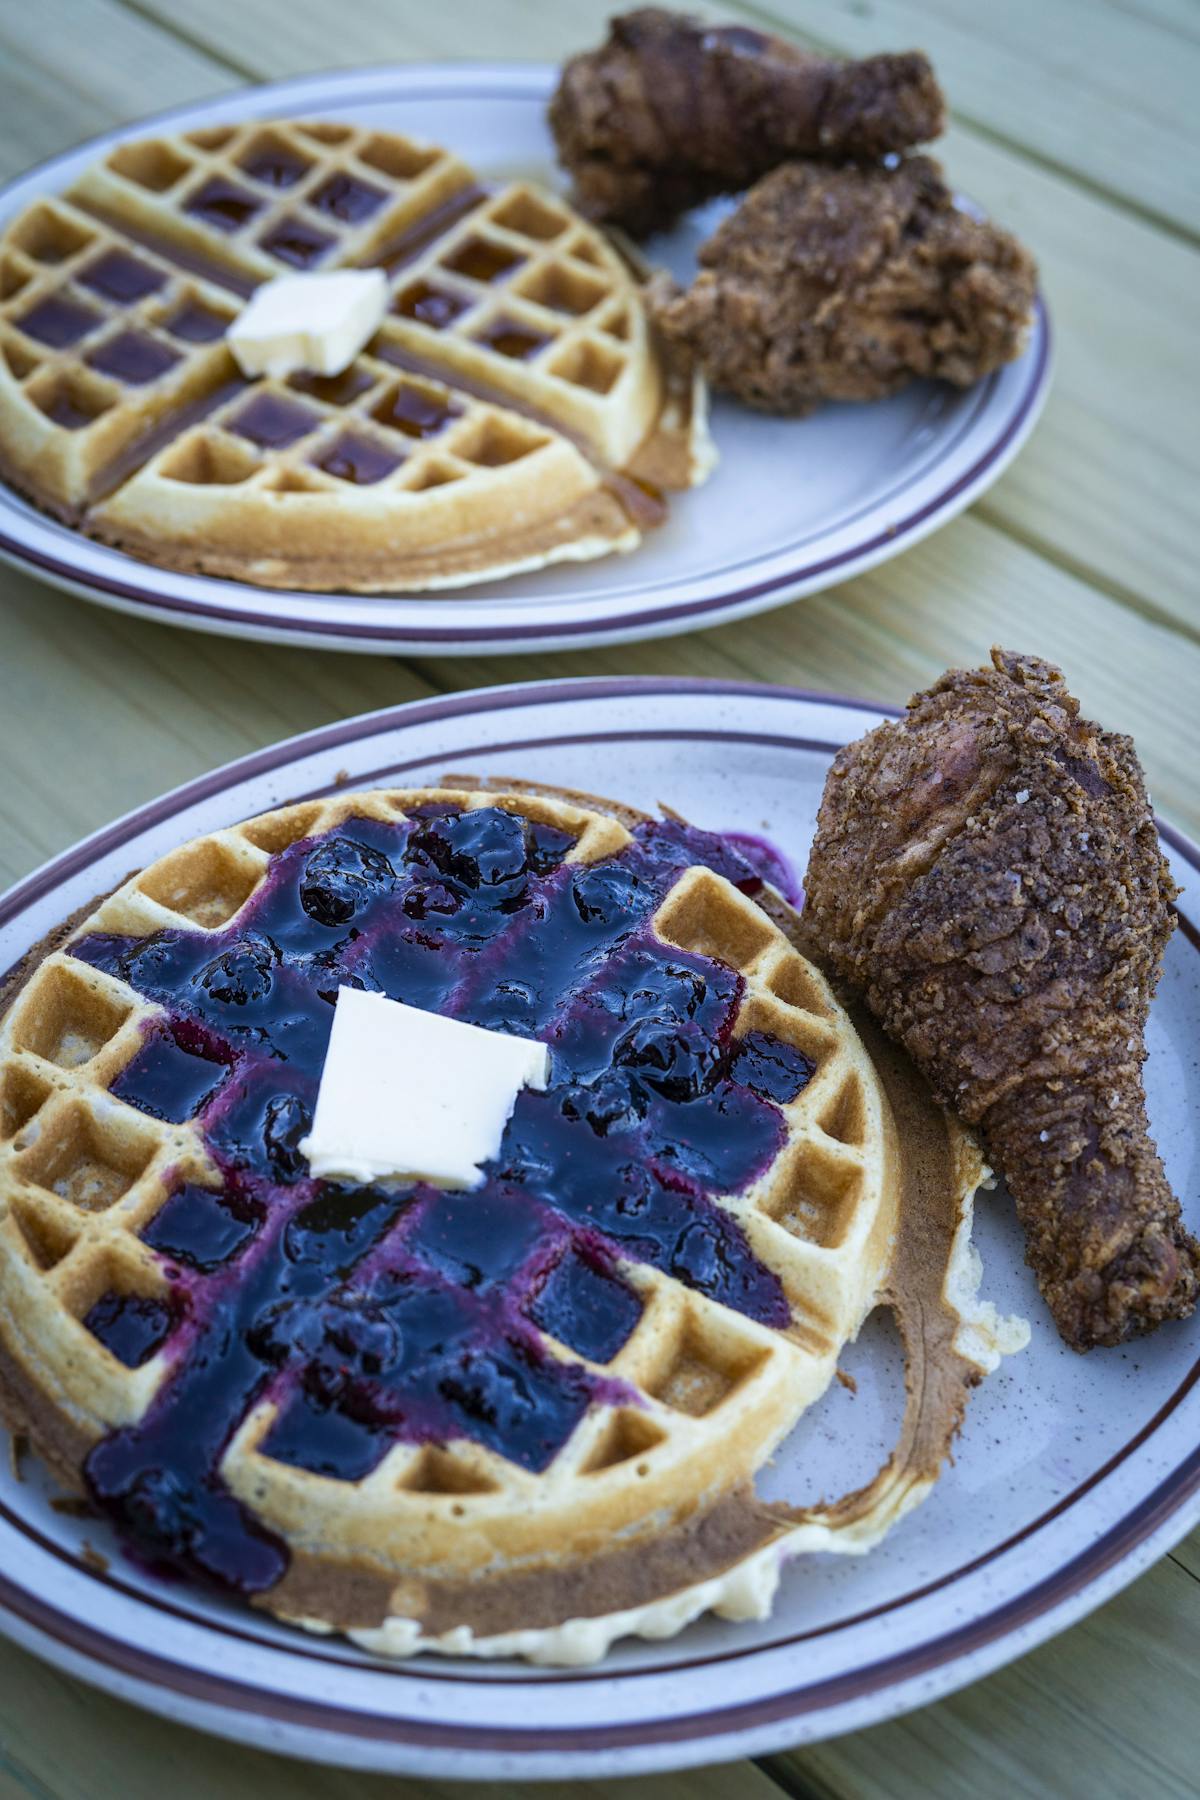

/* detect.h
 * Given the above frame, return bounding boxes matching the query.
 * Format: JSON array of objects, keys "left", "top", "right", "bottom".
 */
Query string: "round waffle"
[
  {"left": 0, "top": 121, "right": 712, "bottom": 590},
  {"left": 0, "top": 784, "right": 1022, "bottom": 1664}
]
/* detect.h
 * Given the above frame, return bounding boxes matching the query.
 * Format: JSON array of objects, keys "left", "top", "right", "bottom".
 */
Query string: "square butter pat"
[
  {"left": 299, "top": 987, "right": 550, "bottom": 1190},
  {"left": 228, "top": 270, "right": 388, "bottom": 379}
]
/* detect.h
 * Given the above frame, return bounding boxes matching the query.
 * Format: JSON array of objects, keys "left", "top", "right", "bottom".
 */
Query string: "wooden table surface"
[{"left": 0, "top": 0, "right": 1197, "bottom": 1794}]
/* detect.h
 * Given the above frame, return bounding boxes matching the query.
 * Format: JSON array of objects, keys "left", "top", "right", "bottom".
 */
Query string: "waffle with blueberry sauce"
[
  {"left": 0, "top": 785, "right": 1022, "bottom": 1663},
  {"left": 0, "top": 121, "right": 712, "bottom": 590}
]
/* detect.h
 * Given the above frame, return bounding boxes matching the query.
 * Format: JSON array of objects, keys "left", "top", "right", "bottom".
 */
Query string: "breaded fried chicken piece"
[
  {"left": 649, "top": 157, "right": 1038, "bottom": 412},
  {"left": 549, "top": 8, "right": 946, "bottom": 237},
  {"left": 799, "top": 649, "right": 1196, "bottom": 1351}
]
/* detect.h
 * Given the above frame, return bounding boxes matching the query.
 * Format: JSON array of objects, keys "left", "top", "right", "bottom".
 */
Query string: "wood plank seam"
[
  {"left": 971, "top": 503, "right": 1200, "bottom": 652},
  {"left": 1166, "top": 1550, "right": 1200, "bottom": 1588},
  {"left": 0, "top": 1737, "right": 61, "bottom": 1800},
  {"left": 757, "top": 1751, "right": 846, "bottom": 1800},
  {"left": 1106, "top": 0, "right": 1200, "bottom": 47},
  {"left": 112, "top": 0, "right": 259, "bottom": 82}
]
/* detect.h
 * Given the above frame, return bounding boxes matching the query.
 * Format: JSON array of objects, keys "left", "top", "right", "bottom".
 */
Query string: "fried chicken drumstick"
[
  {"left": 549, "top": 8, "right": 946, "bottom": 237},
  {"left": 649, "top": 157, "right": 1038, "bottom": 412},
  {"left": 800, "top": 649, "right": 1197, "bottom": 1351}
]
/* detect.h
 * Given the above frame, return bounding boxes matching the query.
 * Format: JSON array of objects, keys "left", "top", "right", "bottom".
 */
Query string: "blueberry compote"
[
  {"left": 85, "top": 1292, "right": 176, "bottom": 1369},
  {"left": 71, "top": 807, "right": 812, "bottom": 1596}
]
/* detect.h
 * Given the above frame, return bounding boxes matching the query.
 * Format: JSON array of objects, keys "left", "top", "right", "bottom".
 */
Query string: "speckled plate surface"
[
  {"left": 0, "top": 64, "right": 1051, "bottom": 656},
  {"left": 0, "top": 679, "right": 1195, "bottom": 1780}
]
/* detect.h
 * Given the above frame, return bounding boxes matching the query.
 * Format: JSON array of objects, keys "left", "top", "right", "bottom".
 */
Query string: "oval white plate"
[
  {"left": 0, "top": 679, "right": 1195, "bottom": 1780},
  {"left": 0, "top": 65, "right": 1051, "bottom": 656}
]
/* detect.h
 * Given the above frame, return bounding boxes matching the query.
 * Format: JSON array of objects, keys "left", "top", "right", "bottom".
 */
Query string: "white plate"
[
  {"left": 0, "top": 678, "right": 1195, "bottom": 1780},
  {"left": 0, "top": 65, "right": 1051, "bottom": 656}
]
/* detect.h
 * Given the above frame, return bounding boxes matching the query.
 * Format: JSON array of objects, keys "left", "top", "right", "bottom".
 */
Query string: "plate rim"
[
  {"left": 0, "top": 62, "right": 1052, "bottom": 655},
  {"left": 0, "top": 672, "right": 1197, "bottom": 1776}
]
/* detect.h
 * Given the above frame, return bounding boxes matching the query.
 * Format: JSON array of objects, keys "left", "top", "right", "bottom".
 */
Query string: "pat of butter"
[
  {"left": 227, "top": 270, "right": 388, "bottom": 379},
  {"left": 299, "top": 987, "right": 550, "bottom": 1190}
]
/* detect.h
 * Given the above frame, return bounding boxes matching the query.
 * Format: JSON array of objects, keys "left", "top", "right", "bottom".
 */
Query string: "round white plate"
[
  {"left": 0, "top": 65, "right": 1051, "bottom": 656},
  {"left": 0, "top": 679, "right": 1195, "bottom": 1780}
]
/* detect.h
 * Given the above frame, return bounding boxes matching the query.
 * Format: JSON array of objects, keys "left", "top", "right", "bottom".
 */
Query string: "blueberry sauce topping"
[
  {"left": 141, "top": 1183, "right": 260, "bottom": 1272},
  {"left": 731, "top": 1031, "right": 814, "bottom": 1105},
  {"left": 71, "top": 807, "right": 804, "bottom": 1595},
  {"left": 110, "top": 1022, "right": 229, "bottom": 1123},
  {"left": 84, "top": 1292, "right": 176, "bottom": 1369},
  {"left": 529, "top": 1246, "right": 644, "bottom": 1365}
]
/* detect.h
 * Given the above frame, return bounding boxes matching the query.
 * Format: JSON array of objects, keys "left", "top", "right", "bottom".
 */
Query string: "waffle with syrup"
[
  {"left": 0, "top": 785, "right": 1020, "bottom": 1664},
  {"left": 0, "top": 121, "right": 713, "bottom": 590}
]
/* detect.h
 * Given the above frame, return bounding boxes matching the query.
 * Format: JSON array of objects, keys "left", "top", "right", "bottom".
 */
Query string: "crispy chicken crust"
[
  {"left": 800, "top": 648, "right": 1197, "bottom": 1351},
  {"left": 648, "top": 157, "right": 1038, "bottom": 412},
  {"left": 549, "top": 7, "right": 946, "bottom": 237}
]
